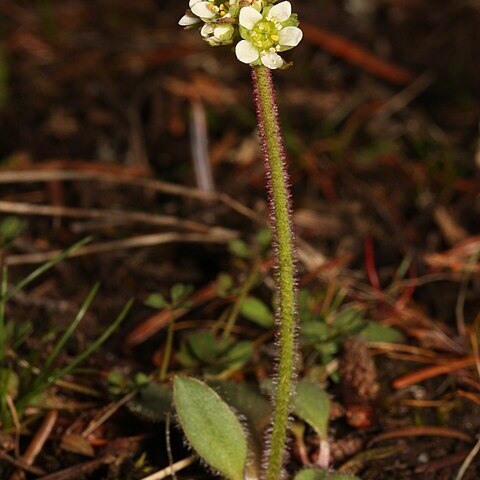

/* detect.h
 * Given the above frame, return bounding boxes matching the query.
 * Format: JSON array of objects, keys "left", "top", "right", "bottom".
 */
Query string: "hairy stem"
[{"left": 252, "top": 65, "right": 297, "bottom": 480}]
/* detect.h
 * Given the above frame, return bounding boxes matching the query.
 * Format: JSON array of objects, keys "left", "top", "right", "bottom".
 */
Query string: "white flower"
[
  {"left": 235, "top": 1, "right": 302, "bottom": 69},
  {"left": 179, "top": 0, "right": 242, "bottom": 46},
  {"left": 201, "top": 23, "right": 235, "bottom": 45}
]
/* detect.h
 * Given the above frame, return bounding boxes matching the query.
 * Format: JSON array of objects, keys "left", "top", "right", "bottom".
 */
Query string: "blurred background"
[{"left": 1, "top": 0, "right": 478, "bottom": 301}]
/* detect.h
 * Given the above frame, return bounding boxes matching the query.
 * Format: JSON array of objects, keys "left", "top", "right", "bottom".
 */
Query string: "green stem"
[
  {"left": 160, "top": 309, "right": 176, "bottom": 381},
  {"left": 252, "top": 65, "right": 297, "bottom": 480},
  {"left": 222, "top": 259, "right": 259, "bottom": 339}
]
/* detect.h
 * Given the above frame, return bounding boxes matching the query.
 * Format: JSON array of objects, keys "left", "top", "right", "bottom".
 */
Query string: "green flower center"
[{"left": 250, "top": 19, "right": 280, "bottom": 50}]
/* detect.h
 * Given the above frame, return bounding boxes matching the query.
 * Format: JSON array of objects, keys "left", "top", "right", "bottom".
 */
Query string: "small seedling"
[{"left": 145, "top": 283, "right": 194, "bottom": 381}]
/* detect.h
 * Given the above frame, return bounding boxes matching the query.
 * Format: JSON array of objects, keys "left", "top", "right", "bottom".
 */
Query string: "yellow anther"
[{"left": 271, "top": 34, "right": 279, "bottom": 41}]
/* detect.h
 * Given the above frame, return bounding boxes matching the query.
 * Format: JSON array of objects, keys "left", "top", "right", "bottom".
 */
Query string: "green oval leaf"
[
  {"left": 144, "top": 293, "right": 168, "bottom": 309},
  {"left": 228, "top": 239, "right": 252, "bottom": 259},
  {"left": 294, "top": 381, "right": 330, "bottom": 438},
  {"left": 174, "top": 376, "right": 248, "bottom": 480},
  {"left": 294, "top": 469, "right": 360, "bottom": 480},
  {"left": 360, "top": 321, "right": 405, "bottom": 343},
  {"left": 240, "top": 297, "right": 274, "bottom": 328}
]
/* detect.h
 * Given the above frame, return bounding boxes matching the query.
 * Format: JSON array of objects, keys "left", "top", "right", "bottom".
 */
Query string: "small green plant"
[
  {"left": 299, "top": 288, "right": 404, "bottom": 374},
  {"left": 0, "top": 217, "right": 26, "bottom": 247},
  {"left": 145, "top": 283, "right": 194, "bottom": 381},
  {"left": 177, "top": 330, "right": 253, "bottom": 378}
]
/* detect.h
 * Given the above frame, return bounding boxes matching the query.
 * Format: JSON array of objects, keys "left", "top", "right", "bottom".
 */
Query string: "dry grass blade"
[
  {"left": 0, "top": 167, "right": 254, "bottom": 217},
  {"left": 0, "top": 200, "right": 233, "bottom": 235},
  {"left": 454, "top": 436, "right": 480, "bottom": 480},
  {"left": 5, "top": 232, "right": 236, "bottom": 266},
  {"left": 0, "top": 451, "right": 45, "bottom": 476},
  {"left": 415, "top": 452, "right": 469, "bottom": 474},
  {"left": 10, "top": 410, "right": 58, "bottom": 480},
  {"left": 36, "top": 455, "right": 116, "bottom": 480},
  {"left": 369, "top": 426, "right": 473, "bottom": 445},
  {"left": 392, "top": 357, "right": 476, "bottom": 389},
  {"left": 302, "top": 23, "right": 416, "bottom": 85},
  {"left": 82, "top": 392, "right": 135, "bottom": 438},
  {"left": 141, "top": 455, "right": 196, "bottom": 480}
]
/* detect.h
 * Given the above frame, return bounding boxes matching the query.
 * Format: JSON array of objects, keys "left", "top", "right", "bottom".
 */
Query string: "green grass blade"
[
  {"left": 0, "top": 266, "right": 7, "bottom": 364},
  {"left": 33, "top": 282, "right": 100, "bottom": 388},
  {"left": 16, "top": 299, "right": 133, "bottom": 413},
  {"left": 0, "top": 266, "right": 9, "bottom": 424},
  {"left": 3, "top": 236, "right": 91, "bottom": 302},
  {"left": 46, "top": 298, "right": 133, "bottom": 386}
]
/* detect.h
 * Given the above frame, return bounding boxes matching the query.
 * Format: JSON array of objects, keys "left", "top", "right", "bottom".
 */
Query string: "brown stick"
[
  {"left": 37, "top": 456, "right": 116, "bottom": 480},
  {"left": 302, "top": 23, "right": 416, "bottom": 86},
  {"left": 4, "top": 232, "right": 235, "bottom": 266},
  {"left": 0, "top": 200, "right": 233, "bottom": 235},
  {"left": 10, "top": 410, "right": 58, "bottom": 480},
  {"left": 392, "top": 357, "right": 475, "bottom": 389}
]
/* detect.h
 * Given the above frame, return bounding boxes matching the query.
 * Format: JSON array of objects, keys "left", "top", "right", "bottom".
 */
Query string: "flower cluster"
[{"left": 179, "top": 0, "right": 302, "bottom": 69}]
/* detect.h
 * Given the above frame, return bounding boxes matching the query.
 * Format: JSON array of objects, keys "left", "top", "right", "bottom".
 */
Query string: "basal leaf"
[
  {"left": 219, "top": 341, "right": 253, "bottom": 367},
  {"left": 174, "top": 376, "right": 248, "bottom": 480},
  {"left": 360, "top": 321, "right": 405, "bottom": 343},
  {"left": 144, "top": 293, "right": 168, "bottom": 309},
  {"left": 228, "top": 239, "right": 252, "bottom": 259},
  {"left": 294, "top": 381, "right": 330, "bottom": 438},
  {"left": 187, "top": 331, "right": 232, "bottom": 364},
  {"left": 294, "top": 469, "right": 360, "bottom": 480}
]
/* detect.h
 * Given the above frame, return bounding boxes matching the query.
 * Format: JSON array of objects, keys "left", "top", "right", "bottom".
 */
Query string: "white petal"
[
  {"left": 191, "top": 1, "right": 216, "bottom": 19},
  {"left": 201, "top": 24, "right": 214, "bottom": 36},
  {"left": 179, "top": 14, "right": 201, "bottom": 26},
  {"left": 279, "top": 26, "right": 303, "bottom": 47},
  {"left": 214, "top": 25, "right": 232, "bottom": 37},
  {"left": 261, "top": 51, "right": 284, "bottom": 69},
  {"left": 235, "top": 40, "right": 259, "bottom": 64},
  {"left": 189, "top": 0, "right": 202, "bottom": 7},
  {"left": 268, "top": 1, "right": 292, "bottom": 22},
  {"left": 239, "top": 7, "right": 262, "bottom": 29},
  {"left": 205, "top": 36, "right": 221, "bottom": 45}
]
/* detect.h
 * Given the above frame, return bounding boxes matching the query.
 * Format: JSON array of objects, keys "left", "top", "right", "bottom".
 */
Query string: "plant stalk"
[
  {"left": 252, "top": 65, "right": 297, "bottom": 480},
  {"left": 160, "top": 309, "right": 176, "bottom": 381}
]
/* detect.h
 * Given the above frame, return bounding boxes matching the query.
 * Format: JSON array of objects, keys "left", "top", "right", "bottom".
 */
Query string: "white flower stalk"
[{"left": 235, "top": 1, "right": 302, "bottom": 69}]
